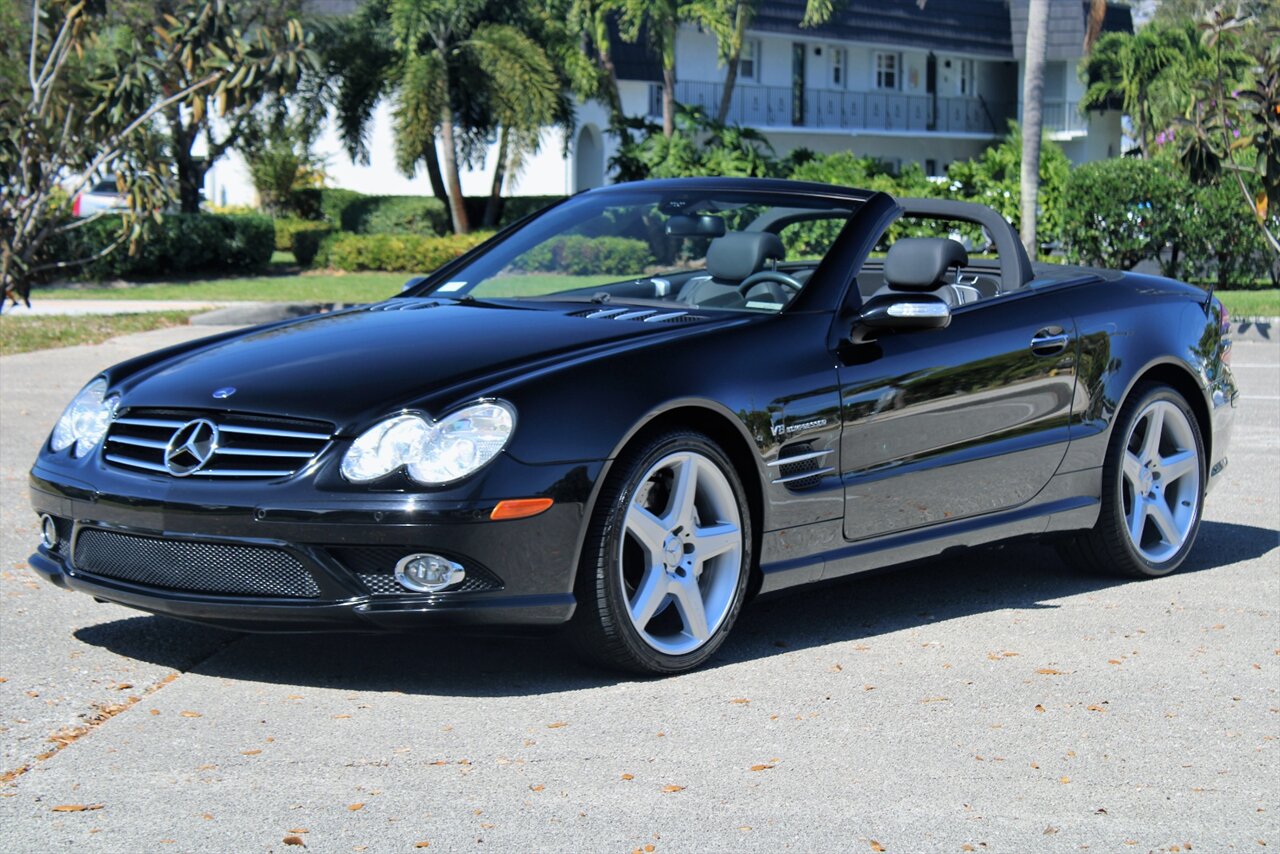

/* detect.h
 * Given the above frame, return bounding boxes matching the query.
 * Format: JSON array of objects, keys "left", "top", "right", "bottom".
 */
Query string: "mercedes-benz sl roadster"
[{"left": 29, "top": 178, "right": 1237, "bottom": 674}]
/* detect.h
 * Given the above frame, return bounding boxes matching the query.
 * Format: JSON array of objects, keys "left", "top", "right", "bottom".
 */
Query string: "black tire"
[
  {"left": 1058, "top": 382, "right": 1205, "bottom": 578},
  {"left": 568, "top": 430, "right": 753, "bottom": 675}
]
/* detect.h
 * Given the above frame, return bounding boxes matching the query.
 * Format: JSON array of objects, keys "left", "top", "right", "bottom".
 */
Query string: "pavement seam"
[{"left": 0, "top": 632, "right": 244, "bottom": 788}]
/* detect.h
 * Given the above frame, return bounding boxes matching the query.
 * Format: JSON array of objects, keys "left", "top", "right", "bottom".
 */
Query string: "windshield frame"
[{"left": 401, "top": 181, "right": 874, "bottom": 314}]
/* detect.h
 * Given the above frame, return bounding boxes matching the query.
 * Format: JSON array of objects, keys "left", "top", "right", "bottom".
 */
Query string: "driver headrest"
[
  {"left": 884, "top": 238, "right": 969, "bottom": 290},
  {"left": 706, "top": 232, "right": 785, "bottom": 281}
]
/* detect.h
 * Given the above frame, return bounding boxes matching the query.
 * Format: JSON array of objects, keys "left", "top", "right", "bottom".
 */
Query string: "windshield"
[{"left": 416, "top": 188, "right": 860, "bottom": 313}]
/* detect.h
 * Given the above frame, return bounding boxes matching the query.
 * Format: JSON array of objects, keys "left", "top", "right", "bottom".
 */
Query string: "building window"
[
  {"left": 874, "top": 51, "right": 900, "bottom": 90},
  {"left": 958, "top": 58, "right": 976, "bottom": 96},
  {"left": 830, "top": 47, "right": 846, "bottom": 88},
  {"left": 740, "top": 39, "right": 761, "bottom": 81}
]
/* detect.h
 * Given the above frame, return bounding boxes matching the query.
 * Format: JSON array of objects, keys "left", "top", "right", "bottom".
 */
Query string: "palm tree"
[
  {"left": 618, "top": 0, "right": 685, "bottom": 137},
  {"left": 1019, "top": 0, "right": 1049, "bottom": 258},
  {"left": 1079, "top": 23, "right": 1203, "bottom": 157}
]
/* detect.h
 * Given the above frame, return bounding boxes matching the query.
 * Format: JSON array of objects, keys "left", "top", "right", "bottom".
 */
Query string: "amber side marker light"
[{"left": 490, "top": 498, "right": 555, "bottom": 521}]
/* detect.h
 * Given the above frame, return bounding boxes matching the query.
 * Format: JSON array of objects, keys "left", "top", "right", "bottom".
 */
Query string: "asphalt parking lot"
[{"left": 1, "top": 324, "right": 1276, "bottom": 853}]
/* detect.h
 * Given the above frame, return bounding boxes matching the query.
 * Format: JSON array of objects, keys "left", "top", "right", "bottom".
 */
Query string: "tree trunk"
[
  {"left": 483, "top": 127, "right": 509, "bottom": 229},
  {"left": 437, "top": 58, "right": 470, "bottom": 235},
  {"left": 424, "top": 140, "right": 449, "bottom": 205},
  {"left": 1084, "top": 0, "right": 1106, "bottom": 52},
  {"left": 662, "top": 64, "right": 676, "bottom": 137},
  {"left": 1019, "top": 0, "right": 1050, "bottom": 259},
  {"left": 598, "top": 45, "right": 625, "bottom": 128},
  {"left": 168, "top": 113, "right": 204, "bottom": 214},
  {"left": 662, "top": 18, "right": 677, "bottom": 137},
  {"left": 716, "top": 1, "right": 752, "bottom": 124}
]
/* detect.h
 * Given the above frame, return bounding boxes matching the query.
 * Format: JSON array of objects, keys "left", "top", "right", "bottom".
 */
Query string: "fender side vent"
[{"left": 768, "top": 443, "right": 835, "bottom": 489}]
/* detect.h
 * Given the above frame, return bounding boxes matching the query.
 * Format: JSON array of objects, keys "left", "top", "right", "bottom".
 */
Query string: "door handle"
[{"left": 1030, "top": 328, "right": 1072, "bottom": 356}]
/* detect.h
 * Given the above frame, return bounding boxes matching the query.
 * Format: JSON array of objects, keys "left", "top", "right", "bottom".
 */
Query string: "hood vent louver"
[
  {"left": 368, "top": 300, "right": 441, "bottom": 312},
  {"left": 570, "top": 307, "right": 705, "bottom": 324}
]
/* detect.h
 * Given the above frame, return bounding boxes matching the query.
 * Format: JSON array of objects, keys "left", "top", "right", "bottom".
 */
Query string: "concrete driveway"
[{"left": 1, "top": 326, "right": 1276, "bottom": 853}]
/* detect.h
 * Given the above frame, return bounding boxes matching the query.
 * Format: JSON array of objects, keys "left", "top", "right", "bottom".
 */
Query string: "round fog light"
[
  {"left": 40, "top": 515, "right": 59, "bottom": 550},
  {"left": 394, "top": 553, "right": 465, "bottom": 593}
]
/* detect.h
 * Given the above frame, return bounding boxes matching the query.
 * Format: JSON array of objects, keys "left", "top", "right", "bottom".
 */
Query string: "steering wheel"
[{"left": 736, "top": 269, "right": 803, "bottom": 294}]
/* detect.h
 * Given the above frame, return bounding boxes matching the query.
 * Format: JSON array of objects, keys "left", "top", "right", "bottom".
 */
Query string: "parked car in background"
[
  {"left": 29, "top": 178, "right": 1237, "bottom": 675},
  {"left": 72, "top": 180, "right": 127, "bottom": 217}
]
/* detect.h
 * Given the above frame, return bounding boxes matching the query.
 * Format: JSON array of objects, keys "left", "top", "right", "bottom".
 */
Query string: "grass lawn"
[
  {"left": 33, "top": 271, "right": 631, "bottom": 304},
  {"left": 34, "top": 271, "right": 410, "bottom": 304},
  {"left": 0, "top": 311, "right": 198, "bottom": 356},
  {"left": 1217, "top": 289, "right": 1280, "bottom": 318}
]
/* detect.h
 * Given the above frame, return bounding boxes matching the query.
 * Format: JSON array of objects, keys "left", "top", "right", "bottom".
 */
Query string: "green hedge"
[
  {"left": 1062, "top": 158, "right": 1274, "bottom": 285},
  {"left": 317, "top": 231, "right": 494, "bottom": 272},
  {"left": 290, "top": 227, "right": 334, "bottom": 267},
  {"left": 273, "top": 217, "right": 333, "bottom": 252},
  {"left": 289, "top": 189, "right": 563, "bottom": 233},
  {"left": 288, "top": 188, "right": 449, "bottom": 235},
  {"left": 512, "top": 235, "right": 652, "bottom": 275},
  {"left": 58, "top": 213, "right": 274, "bottom": 280}
]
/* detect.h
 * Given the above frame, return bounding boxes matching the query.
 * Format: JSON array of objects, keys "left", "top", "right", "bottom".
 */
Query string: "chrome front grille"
[{"left": 103, "top": 409, "right": 333, "bottom": 479}]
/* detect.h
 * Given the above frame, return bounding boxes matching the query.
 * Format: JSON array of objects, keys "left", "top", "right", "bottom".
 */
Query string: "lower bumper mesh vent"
[{"left": 73, "top": 529, "right": 321, "bottom": 598}]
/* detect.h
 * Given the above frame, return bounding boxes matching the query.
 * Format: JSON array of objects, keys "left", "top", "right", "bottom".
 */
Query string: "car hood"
[{"left": 111, "top": 301, "right": 723, "bottom": 429}]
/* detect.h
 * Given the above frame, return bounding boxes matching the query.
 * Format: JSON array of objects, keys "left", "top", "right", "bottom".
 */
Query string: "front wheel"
[
  {"left": 569, "top": 430, "right": 752, "bottom": 675},
  {"left": 1059, "top": 383, "right": 1205, "bottom": 578}
]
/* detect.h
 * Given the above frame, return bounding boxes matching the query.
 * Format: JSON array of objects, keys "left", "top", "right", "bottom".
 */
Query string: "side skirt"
[{"left": 757, "top": 467, "right": 1102, "bottom": 595}]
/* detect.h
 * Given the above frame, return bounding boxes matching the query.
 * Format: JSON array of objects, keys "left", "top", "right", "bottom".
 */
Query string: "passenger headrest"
[
  {"left": 884, "top": 238, "right": 969, "bottom": 290},
  {"left": 706, "top": 232, "right": 785, "bottom": 281}
]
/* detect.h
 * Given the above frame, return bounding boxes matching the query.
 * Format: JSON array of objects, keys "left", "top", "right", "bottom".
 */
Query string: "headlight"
[
  {"left": 341, "top": 401, "right": 515, "bottom": 485},
  {"left": 51, "top": 378, "right": 118, "bottom": 458}
]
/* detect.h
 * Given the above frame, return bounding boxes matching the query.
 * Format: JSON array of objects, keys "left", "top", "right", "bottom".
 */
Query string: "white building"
[{"left": 203, "top": 0, "right": 1131, "bottom": 207}]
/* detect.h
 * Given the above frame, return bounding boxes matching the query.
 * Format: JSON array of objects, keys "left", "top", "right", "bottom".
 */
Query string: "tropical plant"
[
  {"left": 1078, "top": 21, "right": 1235, "bottom": 157},
  {"left": 946, "top": 123, "right": 1071, "bottom": 250},
  {"left": 116, "top": 0, "right": 313, "bottom": 213},
  {"left": 609, "top": 106, "right": 776, "bottom": 180},
  {"left": 326, "top": 0, "right": 564, "bottom": 235},
  {"left": 0, "top": 0, "right": 306, "bottom": 308},
  {"left": 1177, "top": 6, "right": 1280, "bottom": 260}
]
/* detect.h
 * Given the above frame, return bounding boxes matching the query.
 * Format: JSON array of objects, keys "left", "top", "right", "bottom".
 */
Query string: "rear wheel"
[
  {"left": 569, "top": 430, "right": 751, "bottom": 674},
  {"left": 1059, "top": 383, "right": 1205, "bottom": 577}
]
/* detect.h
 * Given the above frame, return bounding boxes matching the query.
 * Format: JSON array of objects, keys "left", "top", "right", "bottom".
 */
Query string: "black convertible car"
[{"left": 29, "top": 178, "right": 1236, "bottom": 674}]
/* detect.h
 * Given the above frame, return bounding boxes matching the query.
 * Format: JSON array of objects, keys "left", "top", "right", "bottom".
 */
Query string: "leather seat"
[
  {"left": 872, "top": 237, "right": 978, "bottom": 307},
  {"left": 679, "top": 232, "right": 786, "bottom": 307}
]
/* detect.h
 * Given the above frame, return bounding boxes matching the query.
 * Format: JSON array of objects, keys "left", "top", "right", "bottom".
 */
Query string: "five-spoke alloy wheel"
[
  {"left": 1060, "top": 383, "right": 1205, "bottom": 578},
  {"left": 570, "top": 431, "right": 751, "bottom": 674}
]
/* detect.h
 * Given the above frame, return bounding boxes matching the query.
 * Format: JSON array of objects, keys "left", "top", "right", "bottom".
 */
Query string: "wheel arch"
[
  {"left": 571, "top": 400, "right": 768, "bottom": 601},
  {"left": 1117, "top": 359, "right": 1213, "bottom": 466}
]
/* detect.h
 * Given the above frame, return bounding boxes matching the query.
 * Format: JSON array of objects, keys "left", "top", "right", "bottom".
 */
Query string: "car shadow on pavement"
[{"left": 74, "top": 520, "right": 1277, "bottom": 696}]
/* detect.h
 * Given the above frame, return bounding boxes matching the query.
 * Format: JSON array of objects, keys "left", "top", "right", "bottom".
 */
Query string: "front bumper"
[{"left": 28, "top": 457, "right": 603, "bottom": 632}]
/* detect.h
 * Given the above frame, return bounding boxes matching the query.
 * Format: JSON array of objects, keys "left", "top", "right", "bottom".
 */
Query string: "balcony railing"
[
  {"left": 1041, "top": 99, "right": 1087, "bottom": 135},
  {"left": 648, "top": 81, "right": 1013, "bottom": 136}
]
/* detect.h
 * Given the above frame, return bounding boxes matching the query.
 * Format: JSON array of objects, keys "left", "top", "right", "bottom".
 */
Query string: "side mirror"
[{"left": 852, "top": 294, "right": 950, "bottom": 341}]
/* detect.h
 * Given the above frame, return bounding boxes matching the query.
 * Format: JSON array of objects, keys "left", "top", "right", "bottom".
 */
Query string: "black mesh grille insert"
[
  {"left": 73, "top": 529, "right": 320, "bottom": 598},
  {"left": 327, "top": 546, "right": 503, "bottom": 595}
]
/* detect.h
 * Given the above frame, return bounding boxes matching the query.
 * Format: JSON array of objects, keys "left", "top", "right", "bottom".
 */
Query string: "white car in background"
[{"left": 72, "top": 180, "right": 128, "bottom": 217}]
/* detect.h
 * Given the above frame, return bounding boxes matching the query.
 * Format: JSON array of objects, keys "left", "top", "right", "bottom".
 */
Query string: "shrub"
[
  {"left": 1062, "top": 158, "right": 1189, "bottom": 275},
  {"left": 290, "top": 226, "right": 333, "bottom": 267},
  {"left": 1182, "top": 180, "right": 1274, "bottom": 288},
  {"left": 57, "top": 213, "right": 274, "bottom": 280},
  {"left": 945, "top": 123, "right": 1071, "bottom": 249},
  {"left": 317, "top": 232, "right": 494, "bottom": 272},
  {"left": 273, "top": 217, "right": 332, "bottom": 252},
  {"left": 462, "top": 195, "right": 567, "bottom": 229},
  {"left": 341, "top": 195, "right": 449, "bottom": 236},
  {"left": 512, "top": 235, "right": 652, "bottom": 276}
]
